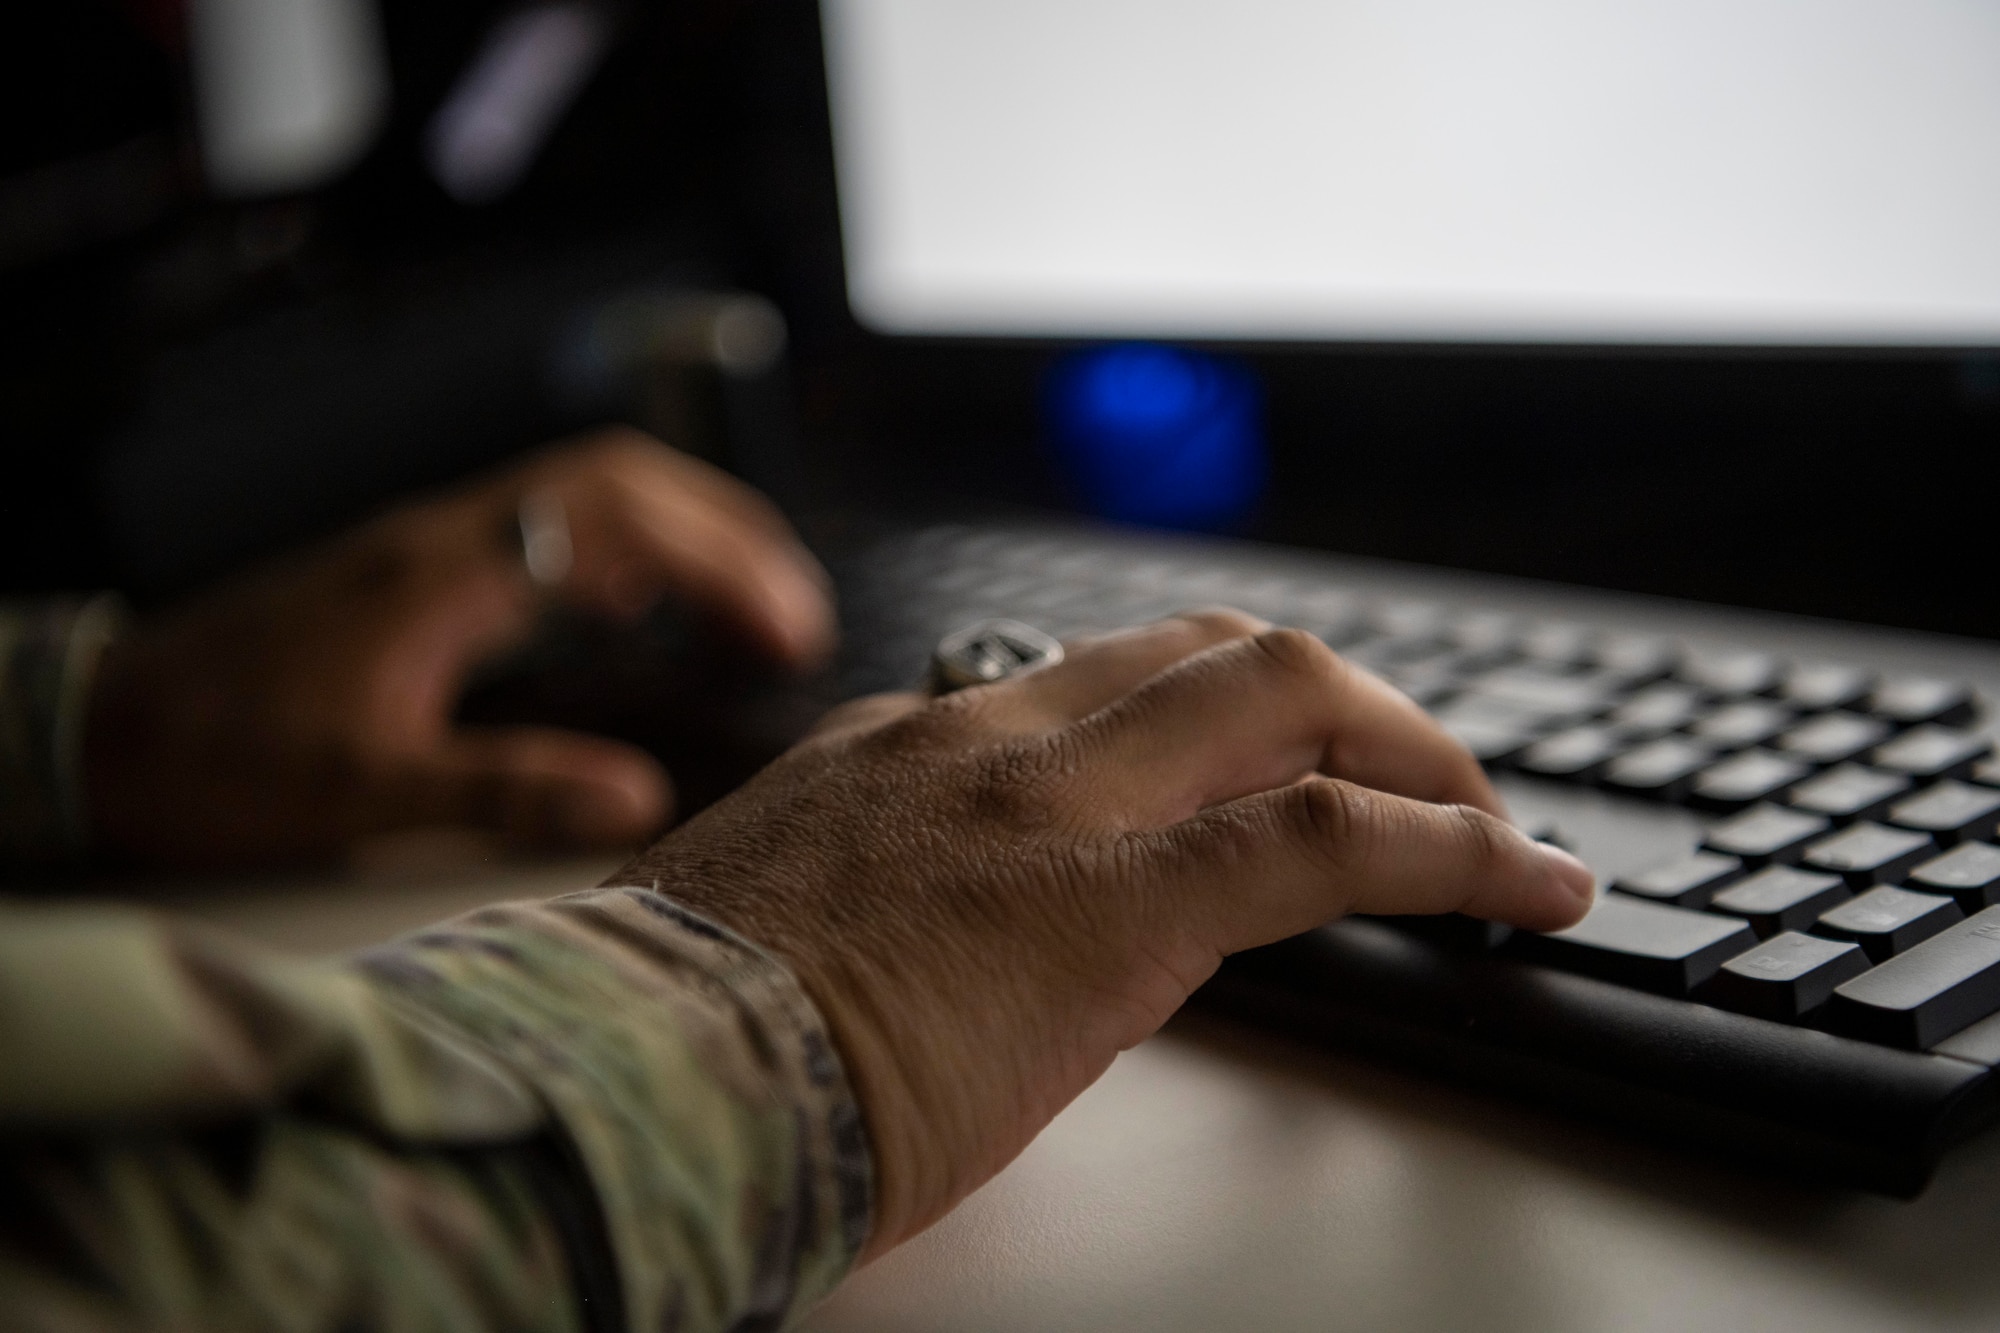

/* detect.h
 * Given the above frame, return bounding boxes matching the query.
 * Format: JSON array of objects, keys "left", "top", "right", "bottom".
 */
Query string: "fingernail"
[{"left": 1535, "top": 842, "right": 1597, "bottom": 906}]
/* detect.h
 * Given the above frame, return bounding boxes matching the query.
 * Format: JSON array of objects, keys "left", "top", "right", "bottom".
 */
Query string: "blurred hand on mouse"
[
  {"left": 613, "top": 609, "right": 1596, "bottom": 1258},
  {"left": 83, "top": 427, "right": 835, "bottom": 867}
]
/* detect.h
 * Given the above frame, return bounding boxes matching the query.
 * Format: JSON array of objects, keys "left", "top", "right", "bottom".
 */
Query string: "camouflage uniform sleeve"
[
  {"left": 0, "top": 596, "right": 126, "bottom": 865},
  {"left": 0, "top": 886, "right": 874, "bottom": 1332}
]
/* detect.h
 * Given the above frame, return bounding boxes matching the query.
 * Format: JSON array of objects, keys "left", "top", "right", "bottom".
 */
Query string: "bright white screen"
[{"left": 822, "top": 0, "right": 2000, "bottom": 345}]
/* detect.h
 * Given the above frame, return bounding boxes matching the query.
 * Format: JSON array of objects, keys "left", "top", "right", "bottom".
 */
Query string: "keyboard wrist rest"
[{"left": 1200, "top": 918, "right": 2000, "bottom": 1196}]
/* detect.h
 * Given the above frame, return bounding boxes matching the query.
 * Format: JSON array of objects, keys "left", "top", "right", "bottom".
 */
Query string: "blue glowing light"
[{"left": 1043, "top": 343, "right": 1266, "bottom": 531}]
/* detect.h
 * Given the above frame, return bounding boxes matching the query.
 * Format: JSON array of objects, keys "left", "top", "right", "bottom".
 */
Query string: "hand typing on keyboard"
[
  {"left": 829, "top": 524, "right": 2000, "bottom": 1189},
  {"left": 870, "top": 526, "right": 2000, "bottom": 1047},
  {"left": 616, "top": 610, "right": 1593, "bottom": 1259}
]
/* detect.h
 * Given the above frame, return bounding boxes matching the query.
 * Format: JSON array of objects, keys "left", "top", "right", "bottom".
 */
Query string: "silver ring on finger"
[
  {"left": 929, "top": 618, "right": 1065, "bottom": 694},
  {"left": 516, "top": 489, "right": 574, "bottom": 590}
]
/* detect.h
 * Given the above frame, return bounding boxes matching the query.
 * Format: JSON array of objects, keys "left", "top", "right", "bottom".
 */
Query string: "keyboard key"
[
  {"left": 1702, "top": 931, "right": 1870, "bottom": 1021},
  {"left": 1514, "top": 894, "right": 1756, "bottom": 996},
  {"left": 1777, "top": 663, "right": 1874, "bottom": 713},
  {"left": 1461, "top": 665, "right": 1620, "bottom": 726},
  {"left": 1442, "top": 717, "right": 1540, "bottom": 763},
  {"left": 1971, "top": 757, "right": 2000, "bottom": 790},
  {"left": 1687, "top": 750, "right": 1813, "bottom": 813},
  {"left": 1871, "top": 727, "right": 1993, "bottom": 782},
  {"left": 1595, "top": 634, "right": 1677, "bottom": 684},
  {"left": 1930, "top": 1009, "right": 2000, "bottom": 1064},
  {"left": 1606, "top": 684, "right": 1705, "bottom": 739},
  {"left": 1775, "top": 712, "right": 1893, "bottom": 766},
  {"left": 1906, "top": 843, "right": 2000, "bottom": 912},
  {"left": 1687, "top": 701, "right": 1795, "bottom": 752},
  {"left": 1219, "top": 575, "right": 1313, "bottom": 621},
  {"left": 1290, "top": 588, "right": 1365, "bottom": 631},
  {"left": 1602, "top": 738, "right": 1715, "bottom": 800},
  {"left": 1814, "top": 886, "right": 1962, "bottom": 963},
  {"left": 1612, "top": 851, "right": 1744, "bottom": 908},
  {"left": 1516, "top": 726, "right": 1627, "bottom": 779},
  {"left": 1432, "top": 697, "right": 1546, "bottom": 762},
  {"left": 1444, "top": 611, "right": 1519, "bottom": 664},
  {"left": 1307, "top": 613, "right": 1372, "bottom": 649},
  {"left": 1869, "top": 676, "right": 1979, "bottom": 729},
  {"left": 1798, "top": 822, "right": 1937, "bottom": 889},
  {"left": 1518, "top": 621, "right": 1595, "bottom": 667},
  {"left": 1521, "top": 822, "right": 1577, "bottom": 854},
  {"left": 1709, "top": 867, "right": 1852, "bottom": 938},
  {"left": 1372, "top": 600, "right": 1450, "bottom": 642},
  {"left": 1783, "top": 764, "right": 1915, "bottom": 824},
  {"left": 1246, "top": 577, "right": 1338, "bottom": 622},
  {"left": 1826, "top": 906, "right": 2000, "bottom": 1049},
  {"left": 1701, "top": 804, "right": 1832, "bottom": 868},
  {"left": 1887, "top": 781, "right": 2000, "bottom": 847},
  {"left": 1383, "top": 658, "right": 1465, "bottom": 707},
  {"left": 1346, "top": 635, "right": 1446, "bottom": 671},
  {"left": 1679, "top": 648, "right": 1781, "bottom": 698}
]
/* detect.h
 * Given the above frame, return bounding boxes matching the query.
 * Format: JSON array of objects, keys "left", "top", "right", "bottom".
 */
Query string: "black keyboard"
[{"left": 830, "top": 520, "right": 2000, "bottom": 1195}]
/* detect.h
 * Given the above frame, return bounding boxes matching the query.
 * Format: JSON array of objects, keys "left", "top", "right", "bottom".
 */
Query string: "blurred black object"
[
  {"left": 457, "top": 599, "right": 834, "bottom": 816},
  {"left": 0, "top": 0, "right": 811, "bottom": 602},
  {"left": 94, "top": 260, "right": 803, "bottom": 600},
  {"left": 548, "top": 285, "right": 801, "bottom": 498}
]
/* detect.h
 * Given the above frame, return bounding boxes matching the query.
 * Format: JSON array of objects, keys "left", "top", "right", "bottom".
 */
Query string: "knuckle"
[
  {"left": 1249, "top": 625, "right": 1342, "bottom": 687},
  {"left": 1288, "top": 777, "right": 1362, "bottom": 852},
  {"left": 1444, "top": 802, "right": 1516, "bottom": 872}
]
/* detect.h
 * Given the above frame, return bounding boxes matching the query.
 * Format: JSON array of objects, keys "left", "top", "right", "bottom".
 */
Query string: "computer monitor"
[
  {"left": 801, "top": 0, "right": 2000, "bottom": 638},
  {"left": 822, "top": 0, "right": 2000, "bottom": 350}
]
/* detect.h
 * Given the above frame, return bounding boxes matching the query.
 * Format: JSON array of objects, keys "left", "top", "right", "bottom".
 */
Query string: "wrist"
[
  {"left": 794, "top": 951, "right": 941, "bottom": 1262},
  {"left": 731, "top": 913, "right": 983, "bottom": 1262}
]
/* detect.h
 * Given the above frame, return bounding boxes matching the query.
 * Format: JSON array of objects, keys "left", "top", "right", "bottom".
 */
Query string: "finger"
[
  {"left": 378, "top": 727, "right": 675, "bottom": 848},
  {"left": 634, "top": 435, "right": 806, "bottom": 541},
  {"left": 552, "top": 442, "right": 836, "bottom": 666},
  {"left": 1071, "top": 627, "right": 1502, "bottom": 825},
  {"left": 992, "top": 609, "right": 1269, "bottom": 729},
  {"left": 592, "top": 479, "right": 833, "bottom": 664},
  {"left": 1142, "top": 778, "right": 1594, "bottom": 954}
]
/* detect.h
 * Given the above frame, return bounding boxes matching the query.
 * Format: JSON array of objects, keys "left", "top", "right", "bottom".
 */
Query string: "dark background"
[{"left": 5, "top": 0, "right": 1998, "bottom": 635}]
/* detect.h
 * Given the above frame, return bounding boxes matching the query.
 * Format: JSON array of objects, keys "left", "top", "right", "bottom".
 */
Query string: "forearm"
[{"left": 0, "top": 888, "right": 871, "bottom": 1331}]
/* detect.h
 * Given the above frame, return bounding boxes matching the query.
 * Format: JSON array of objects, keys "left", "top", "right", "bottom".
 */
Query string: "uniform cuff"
[{"left": 359, "top": 885, "right": 873, "bottom": 1332}]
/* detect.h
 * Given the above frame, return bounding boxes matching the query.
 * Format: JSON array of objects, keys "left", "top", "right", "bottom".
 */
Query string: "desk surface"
[
  {"left": 811, "top": 1020, "right": 2000, "bottom": 1333},
  {"left": 130, "top": 848, "right": 2000, "bottom": 1333}
]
